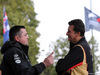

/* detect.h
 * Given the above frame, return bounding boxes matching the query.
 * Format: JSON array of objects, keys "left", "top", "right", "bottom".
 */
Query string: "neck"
[{"left": 73, "top": 36, "right": 83, "bottom": 44}]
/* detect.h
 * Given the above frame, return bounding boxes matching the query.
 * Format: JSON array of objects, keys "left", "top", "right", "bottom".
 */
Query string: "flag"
[
  {"left": 3, "top": 7, "right": 10, "bottom": 43},
  {"left": 85, "top": 7, "right": 100, "bottom": 32}
]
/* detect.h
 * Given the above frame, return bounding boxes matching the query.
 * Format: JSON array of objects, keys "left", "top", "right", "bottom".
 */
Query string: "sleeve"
[
  {"left": 55, "top": 46, "right": 83, "bottom": 75},
  {"left": 4, "top": 49, "right": 46, "bottom": 75}
]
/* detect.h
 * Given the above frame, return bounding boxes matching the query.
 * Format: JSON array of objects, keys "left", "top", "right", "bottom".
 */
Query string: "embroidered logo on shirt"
[{"left": 14, "top": 54, "right": 21, "bottom": 64}]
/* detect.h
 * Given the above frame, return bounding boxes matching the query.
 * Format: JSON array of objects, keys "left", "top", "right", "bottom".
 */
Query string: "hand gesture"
[{"left": 43, "top": 52, "right": 54, "bottom": 67}]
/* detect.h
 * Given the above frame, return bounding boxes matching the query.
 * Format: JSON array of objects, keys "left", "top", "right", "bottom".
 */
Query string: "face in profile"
[
  {"left": 16, "top": 28, "right": 29, "bottom": 45},
  {"left": 66, "top": 25, "right": 78, "bottom": 43}
]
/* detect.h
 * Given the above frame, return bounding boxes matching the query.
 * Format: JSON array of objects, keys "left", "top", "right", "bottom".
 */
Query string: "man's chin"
[
  {"left": 24, "top": 43, "right": 28, "bottom": 46},
  {"left": 68, "top": 38, "right": 70, "bottom": 41},
  {"left": 26, "top": 44, "right": 28, "bottom": 46}
]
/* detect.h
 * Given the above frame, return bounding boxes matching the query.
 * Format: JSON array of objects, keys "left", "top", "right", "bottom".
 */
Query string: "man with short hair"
[
  {"left": 56, "top": 19, "right": 93, "bottom": 75},
  {"left": 1, "top": 25, "right": 54, "bottom": 75}
]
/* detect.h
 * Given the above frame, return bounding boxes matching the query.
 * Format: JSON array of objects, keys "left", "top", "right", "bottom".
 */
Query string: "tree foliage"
[
  {"left": 49, "top": 37, "right": 69, "bottom": 65},
  {"left": 41, "top": 65, "right": 57, "bottom": 75},
  {"left": 41, "top": 37, "right": 69, "bottom": 75},
  {"left": 0, "top": 0, "right": 40, "bottom": 65},
  {"left": 88, "top": 36, "right": 100, "bottom": 73}
]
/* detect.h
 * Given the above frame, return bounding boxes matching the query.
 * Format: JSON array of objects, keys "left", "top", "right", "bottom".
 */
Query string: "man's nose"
[{"left": 66, "top": 32, "right": 68, "bottom": 35}]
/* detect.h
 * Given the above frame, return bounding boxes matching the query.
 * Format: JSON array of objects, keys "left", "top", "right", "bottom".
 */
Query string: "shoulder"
[
  {"left": 73, "top": 44, "right": 83, "bottom": 51},
  {"left": 5, "top": 47, "right": 22, "bottom": 53},
  {"left": 3, "top": 47, "right": 23, "bottom": 59},
  {"left": 78, "top": 39, "right": 90, "bottom": 51},
  {"left": 2, "top": 47, "right": 25, "bottom": 65},
  {"left": 69, "top": 44, "right": 84, "bottom": 56}
]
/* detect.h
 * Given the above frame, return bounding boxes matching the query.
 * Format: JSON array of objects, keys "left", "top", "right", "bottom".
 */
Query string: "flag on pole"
[
  {"left": 3, "top": 7, "right": 10, "bottom": 43},
  {"left": 85, "top": 7, "right": 100, "bottom": 32}
]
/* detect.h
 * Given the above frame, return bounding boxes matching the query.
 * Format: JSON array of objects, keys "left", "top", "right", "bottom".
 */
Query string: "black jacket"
[
  {"left": 1, "top": 41, "right": 45, "bottom": 75},
  {"left": 56, "top": 37, "right": 93, "bottom": 75}
]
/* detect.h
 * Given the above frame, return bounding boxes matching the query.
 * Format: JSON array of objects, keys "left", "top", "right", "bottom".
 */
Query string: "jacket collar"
[
  {"left": 18, "top": 42, "right": 29, "bottom": 56},
  {"left": 70, "top": 36, "right": 85, "bottom": 50}
]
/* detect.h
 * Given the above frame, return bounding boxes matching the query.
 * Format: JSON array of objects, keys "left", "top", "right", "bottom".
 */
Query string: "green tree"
[
  {"left": 41, "top": 65, "right": 57, "bottom": 75},
  {"left": 88, "top": 36, "right": 100, "bottom": 73},
  {"left": 50, "top": 37, "right": 69, "bottom": 65},
  {"left": 41, "top": 37, "right": 69, "bottom": 75},
  {"left": 0, "top": 0, "right": 40, "bottom": 65}
]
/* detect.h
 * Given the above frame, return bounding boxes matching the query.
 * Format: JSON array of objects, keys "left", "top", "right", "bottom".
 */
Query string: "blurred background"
[{"left": 0, "top": 0, "right": 100, "bottom": 75}]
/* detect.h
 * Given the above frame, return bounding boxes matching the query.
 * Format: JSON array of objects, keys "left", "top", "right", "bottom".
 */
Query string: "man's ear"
[
  {"left": 76, "top": 32, "right": 81, "bottom": 37},
  {"left": 14, "top": 36, "right": 19, "bottom": 42}
]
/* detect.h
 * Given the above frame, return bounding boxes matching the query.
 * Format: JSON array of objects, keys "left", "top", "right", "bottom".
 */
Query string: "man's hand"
[
  {"left": 43, "top": 52, "right": 54, "bottom": 67},
  {"left": 0, "top": 70, "right": 2, "bottom": 75}
]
